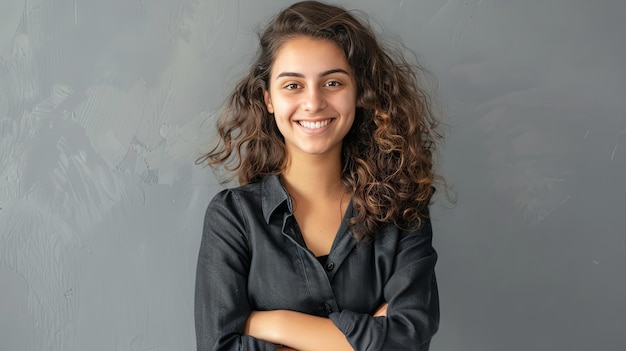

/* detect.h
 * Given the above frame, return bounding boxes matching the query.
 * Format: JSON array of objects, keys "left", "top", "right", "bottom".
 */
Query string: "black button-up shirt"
[{"left": 195, "top": 175, "right": 439, "bottom": 350}]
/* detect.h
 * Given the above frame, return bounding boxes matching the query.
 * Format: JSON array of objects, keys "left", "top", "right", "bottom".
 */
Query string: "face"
[{"left": 264, "top": 36, "right": 357, "bottom": 159}]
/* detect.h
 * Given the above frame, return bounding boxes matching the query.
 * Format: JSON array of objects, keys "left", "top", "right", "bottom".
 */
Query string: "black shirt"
[{"left": 195, "top": 175, "right": 439, "bottom": 350}]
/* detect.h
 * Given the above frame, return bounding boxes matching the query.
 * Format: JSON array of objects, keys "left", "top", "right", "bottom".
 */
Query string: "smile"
[{"left": 297, "top": 119, "right": 332, "bottom": 129}]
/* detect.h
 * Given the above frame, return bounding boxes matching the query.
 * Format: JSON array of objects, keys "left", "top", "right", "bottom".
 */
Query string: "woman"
[{"left": 195, "top": 1, "right": 442, "bottom": 350}]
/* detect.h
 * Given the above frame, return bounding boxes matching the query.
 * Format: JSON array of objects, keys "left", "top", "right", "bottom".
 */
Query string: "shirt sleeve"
[
  {"left": 195, "top": 190, "right": 278, "bottom": 351},
  {"left": 329, "top": 219, "right": 439, "bottom": 351}
]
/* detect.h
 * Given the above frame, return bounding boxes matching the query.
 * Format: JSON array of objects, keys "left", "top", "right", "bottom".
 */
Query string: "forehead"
[{"left": 270, "top": 36, "right": 352, "bottom": 76}]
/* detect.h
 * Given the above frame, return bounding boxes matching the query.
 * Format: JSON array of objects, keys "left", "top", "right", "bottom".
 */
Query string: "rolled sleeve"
[
  {"left": 330, "top": 219, "right": 439, "bottom": 351},
  {"left": 195, "top": 190, "right": 278, "bottom": 351}
]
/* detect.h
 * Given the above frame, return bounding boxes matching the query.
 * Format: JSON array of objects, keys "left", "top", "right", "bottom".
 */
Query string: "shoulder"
[
  {"left": 207, "top": 180, "right": 263, "bottom": 213},
  {"left": 204, "top": 175, "right": 288, "bottom": 235},
  {"left": 376, "top": 217, "right": 433, "bottom": 239},
  {"left": 373, "top": 217, "right": 434, "bottom": 252},
  {"left": 201, "top": 181, "right": 264, "bottom": 244}
]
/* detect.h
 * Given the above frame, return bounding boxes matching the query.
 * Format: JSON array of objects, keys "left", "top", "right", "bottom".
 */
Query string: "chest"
[{"left": 245, "top": 213, "right": 397, "bottom": 316}]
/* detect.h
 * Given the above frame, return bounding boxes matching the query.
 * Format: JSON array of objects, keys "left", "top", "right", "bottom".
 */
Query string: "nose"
[{"left": 301, "top": 86, "right": 326, "bottom": 113}]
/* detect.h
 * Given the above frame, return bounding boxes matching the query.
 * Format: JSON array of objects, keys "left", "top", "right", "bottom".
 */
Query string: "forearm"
[{"left": 246, "top": 310, "right": 354, "bottom": 351}]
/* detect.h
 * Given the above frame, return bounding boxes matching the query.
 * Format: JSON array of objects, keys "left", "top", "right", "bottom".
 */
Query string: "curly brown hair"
[{"left": 196, "top": 0, "right": 443, "bottom": 242}]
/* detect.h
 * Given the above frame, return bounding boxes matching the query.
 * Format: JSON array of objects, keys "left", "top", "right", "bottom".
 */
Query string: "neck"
[{"left": 281, "top": 150, "right": 345, "bottom": 200}]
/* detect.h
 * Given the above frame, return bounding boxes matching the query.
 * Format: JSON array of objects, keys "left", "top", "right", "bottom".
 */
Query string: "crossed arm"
[{"left": 244, "top": 303, "right": 388, "bottom": 351}]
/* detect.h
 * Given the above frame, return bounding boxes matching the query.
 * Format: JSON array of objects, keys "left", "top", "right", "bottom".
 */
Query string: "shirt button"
[
  {"left": 325, "top": 303, "right": 333, "bottom": 314},
  {"left": 325, "top": 262, "right": 335, "bottom": 271}
]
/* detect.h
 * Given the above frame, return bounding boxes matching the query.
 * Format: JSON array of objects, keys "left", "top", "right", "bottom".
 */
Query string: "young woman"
[{"left": 195, "top": 1, "right": 442, "bottom": 350}]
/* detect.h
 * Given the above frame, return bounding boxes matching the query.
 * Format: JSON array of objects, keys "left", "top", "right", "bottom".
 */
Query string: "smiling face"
[{"left": 264, "top": 36, "right": 357, "bottom": 160}]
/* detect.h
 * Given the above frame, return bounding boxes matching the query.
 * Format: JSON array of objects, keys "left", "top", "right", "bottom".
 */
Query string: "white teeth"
[{"left": 299, "top": 119, "right": 330, "bottom": 129}]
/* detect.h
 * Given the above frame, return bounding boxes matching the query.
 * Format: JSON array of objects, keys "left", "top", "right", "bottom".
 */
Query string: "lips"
[{"left": 297, "top": 119, "right": 332, "bottom": 129}]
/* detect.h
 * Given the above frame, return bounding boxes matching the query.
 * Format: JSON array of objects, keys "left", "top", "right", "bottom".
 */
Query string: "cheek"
[
  {"left": 272, "top": 111, "right": 291, "bottom": 134},
  {"left": 270, "top": 98, "right": 297, "bottom": 117},
  {"left": 338, "top": 95, "right": 357, "bottom": 117}
]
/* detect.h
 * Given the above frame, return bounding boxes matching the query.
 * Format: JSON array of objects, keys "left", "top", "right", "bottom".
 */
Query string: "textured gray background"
[{"left": 1, "top": 0, "right": 625, "bottom": 350}]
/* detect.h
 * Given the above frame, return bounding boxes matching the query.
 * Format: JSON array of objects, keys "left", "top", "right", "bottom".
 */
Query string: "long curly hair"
[{"left": 196, "top": 0, "right": 443, "bottom": 242}]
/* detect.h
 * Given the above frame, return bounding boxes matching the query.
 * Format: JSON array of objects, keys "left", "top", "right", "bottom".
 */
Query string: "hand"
[
  {"left": 277, "top": 348, "right": 298, "bottom": 351},
  {"left": 373, "top": 302, "right": 388, "bottom": 317}
]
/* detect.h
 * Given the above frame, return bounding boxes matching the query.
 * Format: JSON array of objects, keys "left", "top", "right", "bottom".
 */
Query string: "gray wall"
[{"left": 1, "top": 0, "right": 624, "bottom": 350}]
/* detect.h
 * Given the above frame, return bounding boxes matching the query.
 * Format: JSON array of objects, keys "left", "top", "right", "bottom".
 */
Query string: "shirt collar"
[{"left": 261, "top": 174, "right": 292, "bottom": 223}]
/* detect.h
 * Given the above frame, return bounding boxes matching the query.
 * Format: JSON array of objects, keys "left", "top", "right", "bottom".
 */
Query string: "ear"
[{"left": 263, "top": 89, "right": 274, "bottom": 114}]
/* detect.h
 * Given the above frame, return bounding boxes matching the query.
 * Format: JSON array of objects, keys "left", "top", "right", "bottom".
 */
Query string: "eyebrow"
[{"left": 275, "top": 68, "right": 350, "bottom": 79}]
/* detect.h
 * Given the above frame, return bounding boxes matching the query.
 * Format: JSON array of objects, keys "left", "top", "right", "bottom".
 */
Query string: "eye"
[
  {"left": 284, "top": 83, "right": 301, "bottom": 90},
  {"left": 325, "top": 80, "right": 342, "bottom": 87}
]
